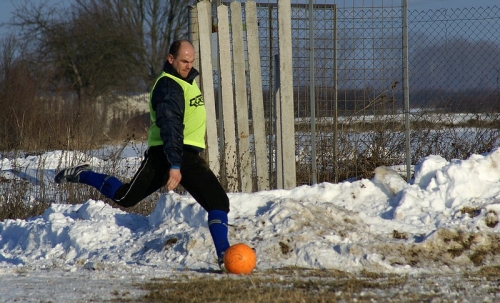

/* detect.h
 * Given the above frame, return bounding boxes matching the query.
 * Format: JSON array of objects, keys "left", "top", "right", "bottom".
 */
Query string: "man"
[{"left": 55, "top": 40, "right": 230, "bottom": 270}]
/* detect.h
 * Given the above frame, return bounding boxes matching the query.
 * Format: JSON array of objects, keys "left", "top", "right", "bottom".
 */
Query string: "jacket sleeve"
[{"left": 150, "top": 77, "right": 185, "bottom": 168}]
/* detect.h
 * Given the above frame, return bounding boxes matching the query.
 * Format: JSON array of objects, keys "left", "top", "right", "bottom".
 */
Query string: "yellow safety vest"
[{"left": 148, "top": 72, "right": 206, "bottom": 149}]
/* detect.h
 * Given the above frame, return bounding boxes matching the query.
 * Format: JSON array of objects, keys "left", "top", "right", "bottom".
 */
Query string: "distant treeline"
[{"left": 277, "top": 87, "right": 500, "bottom": 118}]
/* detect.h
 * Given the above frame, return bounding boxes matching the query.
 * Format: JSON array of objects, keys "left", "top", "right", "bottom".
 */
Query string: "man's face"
[{"left": 168, "top": 42, "right": 195, "bottom": 78}]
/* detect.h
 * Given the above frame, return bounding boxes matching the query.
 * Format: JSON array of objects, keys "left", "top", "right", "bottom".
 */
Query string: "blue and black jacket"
[{"left": 148, "top": 62, "right": 206, "bottom": 169}]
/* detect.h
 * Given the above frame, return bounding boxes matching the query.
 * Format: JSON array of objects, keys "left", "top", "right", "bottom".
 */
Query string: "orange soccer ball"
[{"left": 223, "top": 243, "right": 256, "bottom": 274}]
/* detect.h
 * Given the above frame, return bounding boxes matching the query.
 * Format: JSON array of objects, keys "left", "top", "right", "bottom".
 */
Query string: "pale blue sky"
[
  {"left": 408, "top": 0, "right": 498, "bottom": 10},
  {"left": 0, "top": 0, "right": 66, "bottom": 37},
  {"left": 0, "top": 0, "right": 498, "bottom": 38}
]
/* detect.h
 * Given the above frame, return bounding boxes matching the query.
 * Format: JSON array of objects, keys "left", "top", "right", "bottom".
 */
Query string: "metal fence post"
[
  {"left": 274, "top": 54, "right": 282, "bottom": 189},
  {"left": 333, "top": 4, "right": 338, "bottom": 184},
  {"left": 402, "top": 0, "right": 411, "bottom": 181},
  {"left": 309, "top": 0, "right": 317, "bottom": 185}
]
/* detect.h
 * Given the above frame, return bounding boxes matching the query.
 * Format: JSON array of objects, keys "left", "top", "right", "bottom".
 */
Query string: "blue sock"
[
  {"left": 208, "top": 210, "right": 230, "bottom": 259},
  {"left": 79, "top": 171, "right": 123, "bottom": 200}
]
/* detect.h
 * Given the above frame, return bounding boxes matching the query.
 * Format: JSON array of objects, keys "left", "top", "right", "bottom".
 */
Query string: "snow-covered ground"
[{"left": 2, "top": 146, "right": 500, "bottom": 301}]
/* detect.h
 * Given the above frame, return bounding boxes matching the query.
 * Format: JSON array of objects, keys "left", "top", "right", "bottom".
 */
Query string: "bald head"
[
  {"left": 168, "top": 40, "right": 195, "bottom": 78},
  {"left": 169, "top": 40, "right": 194, "bottom": 58}
]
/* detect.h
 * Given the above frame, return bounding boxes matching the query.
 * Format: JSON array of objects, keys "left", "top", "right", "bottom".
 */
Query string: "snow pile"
[{"left": 1, "top": 148, "right": 500, "bottom": 276}]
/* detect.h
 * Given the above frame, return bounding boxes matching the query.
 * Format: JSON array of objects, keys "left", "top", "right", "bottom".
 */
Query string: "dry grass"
[
  {"left": 138, "top": 269, "right": 405, "bottom": 303},
  {"left": 126, "top": 267, "right": 500, "bottom": 302},
  {"left": 0, "top": 142, "right": 156, "bottom": 221}
]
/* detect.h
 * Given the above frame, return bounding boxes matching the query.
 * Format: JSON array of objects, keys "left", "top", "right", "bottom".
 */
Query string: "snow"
[{"left": 2, "top": 146, "right": 500, "bottom": 301}]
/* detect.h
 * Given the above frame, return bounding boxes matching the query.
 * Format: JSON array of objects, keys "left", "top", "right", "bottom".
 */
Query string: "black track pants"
[{"left": 113, "top": 145, "right": 230, "bottom": 213}]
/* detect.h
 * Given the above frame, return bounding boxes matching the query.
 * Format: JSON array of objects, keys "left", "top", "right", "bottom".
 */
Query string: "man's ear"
[{"left": 167, "top": 54, "right": 174, "bottom": 64}]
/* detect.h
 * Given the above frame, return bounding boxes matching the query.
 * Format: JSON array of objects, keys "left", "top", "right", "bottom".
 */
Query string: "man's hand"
[{"left": 167, "top": 168, "right": 182, "bottom": 190}]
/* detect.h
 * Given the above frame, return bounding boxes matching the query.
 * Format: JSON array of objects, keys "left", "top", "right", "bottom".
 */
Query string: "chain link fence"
[
  {"left": 211, "top": 1, "right": 500, "bottom": 187},
  {"left": 214, "top": 0, "right": 407, "bottom": 186},
  {"left": 408, "top": 6, "right": 500, "bottom": 166}
]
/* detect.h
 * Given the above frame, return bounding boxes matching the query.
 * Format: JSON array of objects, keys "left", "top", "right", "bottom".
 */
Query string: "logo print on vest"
[{"left": 190, "top": 95, "right": 204, "bottom": 107}]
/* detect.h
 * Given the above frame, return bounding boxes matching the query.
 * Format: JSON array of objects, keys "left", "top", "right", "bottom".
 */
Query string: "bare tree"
[
  {"left": 0, "top": 34, "right": 34, "bottom": 150},
  {"left": 12, "top": 0, "right": 193, "bottom": 100},
  {"left": 74, "top": 0, "right": 194, "bottom": 89},
  {"left": 11, "top": 1, "right": 142, "bottom": 101}
]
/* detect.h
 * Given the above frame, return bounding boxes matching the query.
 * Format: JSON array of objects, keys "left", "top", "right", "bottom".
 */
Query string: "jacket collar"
[{"left": 163, "top": 61, "right": 199, "bottom": 84}]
